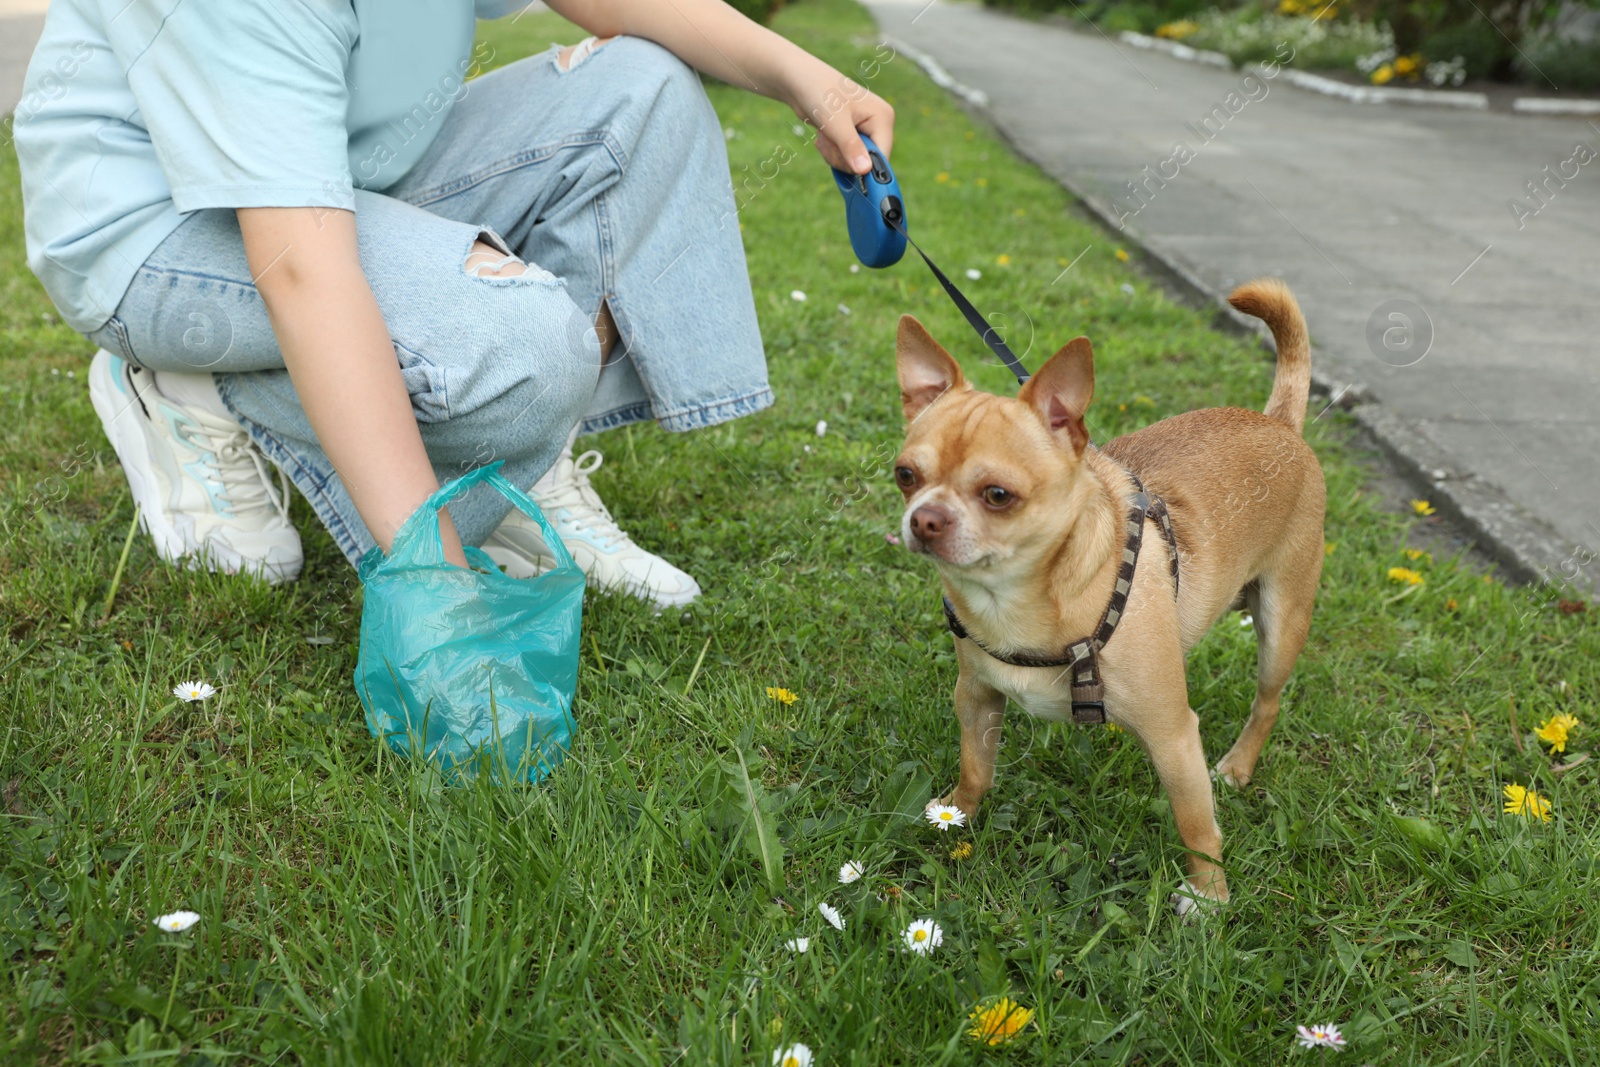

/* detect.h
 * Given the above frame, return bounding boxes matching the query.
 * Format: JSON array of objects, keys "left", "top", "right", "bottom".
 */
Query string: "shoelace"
[
  {"left": 541, "top": 450, "right": 626, "bottom": 551},
  {"left": 200, "top": 422, "right": 292, "bottom": 524}
]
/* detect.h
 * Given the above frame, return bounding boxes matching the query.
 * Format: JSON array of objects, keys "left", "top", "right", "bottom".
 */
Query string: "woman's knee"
[{"left": 414, "top": 274, "right": 599, "bottom": 462}]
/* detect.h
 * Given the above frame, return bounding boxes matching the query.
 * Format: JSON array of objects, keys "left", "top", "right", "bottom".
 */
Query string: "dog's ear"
[
  {"left": 1018, "top": 337, "right": 1094, "bottom": 455},
  {"left": 897, "top": 315, "right": 966, "bottom": 422}
]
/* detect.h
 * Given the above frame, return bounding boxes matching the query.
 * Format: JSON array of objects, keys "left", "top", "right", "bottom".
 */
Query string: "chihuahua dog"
[{"left": 893, "top": 279, "right": 1324, "bottom": 910}]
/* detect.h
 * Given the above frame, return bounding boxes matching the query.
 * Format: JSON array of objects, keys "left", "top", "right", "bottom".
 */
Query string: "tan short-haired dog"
[{"left": 893, "top": 279, "right": 1325, "bottom": 910}]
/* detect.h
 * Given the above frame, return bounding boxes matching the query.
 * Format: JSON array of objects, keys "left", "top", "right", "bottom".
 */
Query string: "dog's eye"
[
  {"left": 894, "top": 466, "right": 917, "bottom": 489},
  {"left": 982, "top": 486, "right": 1014, "bottom": 508}
]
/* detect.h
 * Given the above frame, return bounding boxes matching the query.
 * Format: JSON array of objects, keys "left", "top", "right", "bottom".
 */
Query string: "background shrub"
[
  {"left": 1417, "top": 21, "right": 1512, "bottom": 79},
  {"left": 726, "top": 0, "right": 784, "bottom": 22},
  {"left": 1517, "top": 31, "right": 1600, "bottom": 89}
]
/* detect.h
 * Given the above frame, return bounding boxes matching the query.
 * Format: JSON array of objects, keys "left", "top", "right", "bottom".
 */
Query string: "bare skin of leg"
[
  {"left": 557, "top": 37, "right": 616, "bottom": 71},
  {"left": 1214, "top": 557, "right": 1319, "bottom": 789},
  {"left": 465, "top": 241, "right": 620, "bottom": 363},
  {"left": 942, "top": 654, "right": 1007, "bottom": 816}
]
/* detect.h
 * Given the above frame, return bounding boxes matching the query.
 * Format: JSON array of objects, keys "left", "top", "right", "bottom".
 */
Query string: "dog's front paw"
[
  {"left": 1170, "top": 877, "right": 1229, "bottom": 920},
  {"left": 1213, "top": 755, "right": 1254, "bottom": 790},
  {"left": 928, "top": 792, "right": 980, "bottom": 823}
]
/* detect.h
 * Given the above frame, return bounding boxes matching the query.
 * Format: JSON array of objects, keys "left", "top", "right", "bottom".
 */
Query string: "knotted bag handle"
[{"left": 387, "top": 460, "right": 578, "bottom": 575}]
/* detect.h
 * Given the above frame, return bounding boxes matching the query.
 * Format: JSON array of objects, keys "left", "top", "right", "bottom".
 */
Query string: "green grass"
[{"left": 3, "top": 1, "right": 1598, "bottom": 1062}]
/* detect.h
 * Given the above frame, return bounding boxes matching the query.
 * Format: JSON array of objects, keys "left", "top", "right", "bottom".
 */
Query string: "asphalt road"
[{"left": 868, "top": 0, "right": 1599, "bottom": 579}]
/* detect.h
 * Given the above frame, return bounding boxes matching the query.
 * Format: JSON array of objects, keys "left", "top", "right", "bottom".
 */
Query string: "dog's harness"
[{"left": 942, "top": 470, "right": 1180, "bottom": 725}]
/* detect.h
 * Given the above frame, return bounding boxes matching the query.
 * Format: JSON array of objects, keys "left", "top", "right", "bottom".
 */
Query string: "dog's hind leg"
[{"left": 1214, "top": 543, "right": 1320, "bottom": 788}]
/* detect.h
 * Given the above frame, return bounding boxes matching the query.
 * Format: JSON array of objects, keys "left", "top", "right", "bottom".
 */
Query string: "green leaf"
[
  {"left": 728, "top": 747, "right": 784, "bottom": 892},
  {"left": 1391, "top": 813, "right": 1451, "bottom": 853},
  {"left": 976, "top": 938, "right": 1009, "bottom": 996},
  {"left": 1330, "top": 930, "right": 1362, "bottom": 978},
  {"left": 1442, "top": 939, "right": 1477, "bottom": 968},
  {"left": 879, "top": 762, "right": 935, "bottom": 833},
  {"left": 1100, "top": 900, "right": 1135, "bottom": 930}
]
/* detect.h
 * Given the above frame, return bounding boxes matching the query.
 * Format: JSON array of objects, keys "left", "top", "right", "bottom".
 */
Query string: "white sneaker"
[
  {"left": 88, "top": 350, "right": 303, "bottom": 583},
  {"left": 483, "top": 438, "right": 701, "bottom": 608}
]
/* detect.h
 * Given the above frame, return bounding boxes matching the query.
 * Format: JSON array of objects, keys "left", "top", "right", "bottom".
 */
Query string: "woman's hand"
[
  {"left": 238, "top": 207, "right": 469, "bottom": 567},
  {"left": 544, "top": 0, "right": 895, "bottom": 174},
  {"left": 783, "top": 60, "right": 895, "bottom": 175}
]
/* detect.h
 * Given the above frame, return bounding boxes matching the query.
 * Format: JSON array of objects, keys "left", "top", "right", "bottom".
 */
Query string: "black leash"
[{"left": 882, "top": 213, "right": 1031, "bottom": 386}]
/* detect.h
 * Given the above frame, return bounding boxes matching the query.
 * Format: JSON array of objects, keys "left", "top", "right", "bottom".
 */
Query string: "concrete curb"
[
  {"left": 884, "top": 34, "right": 1595, "bottom": 593},
  {"left": 1119, "top": 30, "right": 1600, "bottom": 117}
]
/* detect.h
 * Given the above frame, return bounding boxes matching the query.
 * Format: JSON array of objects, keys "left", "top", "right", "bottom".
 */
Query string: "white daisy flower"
[
  {"left": 172, "top": 681, "right": 216, "bottom": 703},
  {"left": 838, "top": 860, "right": 863, "bottom": 884},
  {"left": 1239, "top": 614, "right": 1253, "bottom": 628},
  {"left": 965, "top": 268, "right": 982, "bottom": 280},
  {"left": 925, "top": 804, "right": 967, "bottom": 831},
  {"left": 1294, "top": 1023, "right": 1346, "bottom": 1049},
  {"left": 816, "top": 421, "right": 828, "bottom": 438},
  {"left": 818, "top": 902, "right": 844, "bottom": 930},
  {"left": 773, "top": 1043, "right": 813, "bottom": 1067},
  {"left": 1120, "top": 283, "right": 1135, "bottom": 295},
  {"left": 837, "top": 303, "right": 851, "bottom": 315},
  {"left": 790, "top": 289, "right": 807, "bottom": 302},
  {"left": 902, "top": 918, "right": 943, "bottom": 955},
  {"left": 849, "top": 264, "right": 860, "bottom": 273},
  {"left": 784, "top": 936, "right": 810, "bottom": 953},
  {"left": 154, "top": 910, "right": 200, "bottom": 933}
]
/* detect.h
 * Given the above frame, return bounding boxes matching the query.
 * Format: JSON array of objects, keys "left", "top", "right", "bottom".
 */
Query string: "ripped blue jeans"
[{"left": 87, "top": 37, "right": 770, "bottom": 566}]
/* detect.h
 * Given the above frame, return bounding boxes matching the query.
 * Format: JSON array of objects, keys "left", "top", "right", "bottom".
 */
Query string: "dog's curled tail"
[{"left": 1229, "top": 278, "right": 1310, "bottom": 435}]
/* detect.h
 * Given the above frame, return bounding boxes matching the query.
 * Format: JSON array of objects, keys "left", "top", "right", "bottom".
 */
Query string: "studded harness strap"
[{"left": 942, "top": 470, "right": 1180, "bottom": 725}]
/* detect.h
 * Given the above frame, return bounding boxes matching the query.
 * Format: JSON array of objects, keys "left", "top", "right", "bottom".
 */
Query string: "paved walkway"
[
  {"left": 1, "top": 1, "right": 47, "bottom": 118},
  {"left": 869, "top": 0, "right": 1599, "bottom": 584}
]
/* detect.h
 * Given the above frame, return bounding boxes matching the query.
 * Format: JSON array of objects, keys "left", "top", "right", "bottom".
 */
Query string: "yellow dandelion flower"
[
  {"left": 1445, "top": 597, "right": 1459, "bottom": 611},
  {"left": 1115, "top": 249, "right": 1130, "bottom": 262},
  {"left": 1119, "top": 403, "right": 1127, "bottom": 412},
  {"left": 935, "top": 171, "right": 950, "bottom": 183},
  {"left": 1105, "top": 722, "right": 1124, "bottom": 734},
  {"left": 1411, "top": 499, "right": 1436, "bottom": 516},
  {"left": 1394, "top": 54, "right": 1420, "bottom": 76},
  {"left": 1012, "top": 208, "right": 1026, "bottom": 218},
  {"left": 950, "top": 841, "right": 974, "bottom": 861},
  {"left": 975, "top": 177, "right": 989, "bottom": 188},
  {"left": 996, "top": 254, "right": 1011, "bottom": 265},
  {"left": 968, "top": 997, "right": 1035, "bottom": 1046},
  {"left": 1325, "top": 542, "right": 1337, "bottom": 556},
  {"left": 965, "top": 130, "right": 976, "bottom": 140},
  {"left": 1502, "top": 782, "right": 1552, "bottom": 822},
  {"left": 766, "top": 686, "right": 798, "bottom": 705},
  {"left": 1387, "top": 567, "right": 1424, "bottom": 586},
  {"left": 1403, "top": 548, "right": 1432, "bottom": 562},
  {"left": 1056, "top": 256, "right": 1070, "bottom": 267},
  {"left": 1534, "top": 713, "right": 1579, "bottom": 754},
  {"left": 1371, "top": 64, "right": 1395, "bottom": 85}
]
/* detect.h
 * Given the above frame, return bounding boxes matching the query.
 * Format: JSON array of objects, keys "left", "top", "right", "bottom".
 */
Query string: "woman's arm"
[
  {"left": 237, "top": 206, "right": 469, "bottom": 566},
  {"left": 543, "top": 0, "right": 893, "bottom": 174}
]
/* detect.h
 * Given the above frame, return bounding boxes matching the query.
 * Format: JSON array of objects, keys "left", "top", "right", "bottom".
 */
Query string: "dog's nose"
[{"left": 910, "top": 505, "right": 950, "bottom": 541}]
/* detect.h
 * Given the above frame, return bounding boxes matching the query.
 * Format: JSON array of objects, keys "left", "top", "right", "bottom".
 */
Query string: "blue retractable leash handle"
[{"left": 833, "top": 134, "right": 1032, "bottom": 385}]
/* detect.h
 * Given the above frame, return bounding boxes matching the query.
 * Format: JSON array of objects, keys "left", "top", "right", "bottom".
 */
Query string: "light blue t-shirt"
[{"left": 15, "top": 0, "right": 522, "bottom": 333}]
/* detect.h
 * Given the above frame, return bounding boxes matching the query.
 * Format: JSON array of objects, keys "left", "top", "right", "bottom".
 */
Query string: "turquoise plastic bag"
[{"left": 354, "top": 462, "right": 584, "bottom": 783}]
